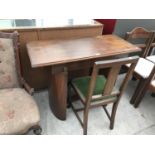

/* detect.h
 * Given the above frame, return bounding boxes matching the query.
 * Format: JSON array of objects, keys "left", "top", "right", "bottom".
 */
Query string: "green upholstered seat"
[{"left": 72, "top": 75, "right": 107, "bottom": 97}]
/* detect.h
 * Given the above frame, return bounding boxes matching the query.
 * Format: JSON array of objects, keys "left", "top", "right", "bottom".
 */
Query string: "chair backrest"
[
  {"left": 125, "top": 27, "right": 155, "bottom": 58},
  {"left": 85, "top": 56, "right": 139, "bottom": 104},
  {"left": 149, "top": 37, "right": 155, "bottom": 56},
  {"left": 0, "top": 31, "right": 22, "bottom": 89}
]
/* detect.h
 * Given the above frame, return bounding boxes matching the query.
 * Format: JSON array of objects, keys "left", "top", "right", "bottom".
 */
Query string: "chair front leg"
[
  {"left": 83, "top": 108, "right": 89, "bottom": 135},
  {"left": 110, "top": 101, "right": 119, "bottom": 130}
]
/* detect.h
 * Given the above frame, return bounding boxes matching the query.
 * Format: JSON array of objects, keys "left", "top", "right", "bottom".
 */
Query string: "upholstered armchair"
[{"left": 0, "top": 31, "right": 42, "bottom": 135}]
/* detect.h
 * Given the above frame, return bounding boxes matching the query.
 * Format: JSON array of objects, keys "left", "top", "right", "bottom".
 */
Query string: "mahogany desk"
[
  {"left": 0, "top": 19, "right": 103, "bottom": 90},
  {"left": 27, "top": 35, "right": 141, "bottom": 120}
]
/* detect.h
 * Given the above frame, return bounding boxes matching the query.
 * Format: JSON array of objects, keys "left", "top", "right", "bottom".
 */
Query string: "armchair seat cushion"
[
  {"left": 72, "top": 75, "right": 107, "bottom": 97},
  {"left": 0, "top": 88, "right": 40, "bottom": 135}
]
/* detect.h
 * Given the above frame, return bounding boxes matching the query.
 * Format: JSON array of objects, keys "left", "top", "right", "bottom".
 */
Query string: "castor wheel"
[{"left": 33, "top": 126, "right": 42, "bottom": 135}]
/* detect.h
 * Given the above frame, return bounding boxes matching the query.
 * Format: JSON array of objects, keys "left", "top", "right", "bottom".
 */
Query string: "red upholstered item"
[{"left": 95, "top": 19, "right": 116, "bottom": 34}]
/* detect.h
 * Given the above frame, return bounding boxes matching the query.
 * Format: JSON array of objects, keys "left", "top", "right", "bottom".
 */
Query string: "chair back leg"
[
  {"left": 133, "top": 85, "right": 148, "bottom": 108},
  {"left": 130, "top": 79, "right": 147, "bottom": 105}
]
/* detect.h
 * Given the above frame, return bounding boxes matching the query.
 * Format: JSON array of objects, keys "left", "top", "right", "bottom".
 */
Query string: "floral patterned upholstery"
[
  {"left": 0, "top": 88, "right": 40, "bottom": 135},
  {"left": 0, "top": 38, "right": 19, "bottom": 89}
]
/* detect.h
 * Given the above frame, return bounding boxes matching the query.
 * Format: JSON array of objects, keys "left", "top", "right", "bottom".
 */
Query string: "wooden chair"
[
  {"left": 0, "top": 31, "right": 42, "bottom": 135},
  {"left": 147, "top": 37, "right": 155, "bottom": 56},
  {"left": 129, "top": 57, "right": 155, "bottom": 107},
  {"left": 131, "top": 65, "right": 155, "bottom": 108},
  {"left": 131, "top": 55, "right": 155, "bottom": 107},
  {"left": 69, "top": 56, "right": 139, "bottom": 135},
  {"left": 125, "top": 31, "right": 155, "bottom": 108},
  {"left": 125, "top": 27, "right": 155, "bottom": 58}
]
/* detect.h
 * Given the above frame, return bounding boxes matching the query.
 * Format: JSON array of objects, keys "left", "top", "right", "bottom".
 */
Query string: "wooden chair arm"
[{"left": 21, "top": 78, "right": 34, "bottom": 95}]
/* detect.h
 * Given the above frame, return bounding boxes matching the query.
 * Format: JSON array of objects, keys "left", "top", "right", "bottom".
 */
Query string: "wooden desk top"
[{"left": 27, "top": 35, "right": 141, "bottom": 68}]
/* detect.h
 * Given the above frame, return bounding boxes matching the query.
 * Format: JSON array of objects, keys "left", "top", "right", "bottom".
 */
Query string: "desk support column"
[{"left": 49, "top": 66, "right": 68, "bottom": 120}]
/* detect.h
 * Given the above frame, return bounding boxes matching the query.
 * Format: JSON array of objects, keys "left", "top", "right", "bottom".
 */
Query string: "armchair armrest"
[{"left": 21, "top": 77, "right": 34, "bottom": 95}]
